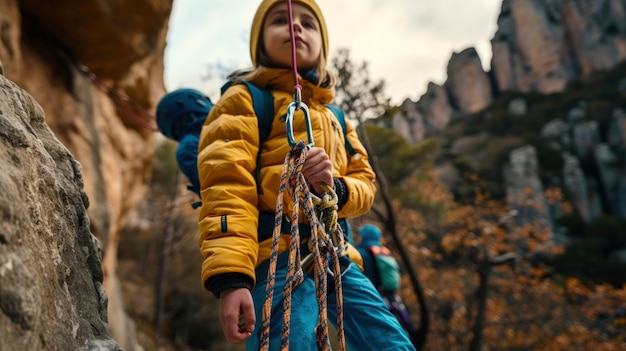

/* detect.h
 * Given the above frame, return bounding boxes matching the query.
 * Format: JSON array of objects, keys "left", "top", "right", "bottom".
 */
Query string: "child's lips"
[
  {"left": 292, "top": 36, "right": 305, "bottom": 44},
  {"left": 285, "top": 37, "right": 307, "bottom": 47}
]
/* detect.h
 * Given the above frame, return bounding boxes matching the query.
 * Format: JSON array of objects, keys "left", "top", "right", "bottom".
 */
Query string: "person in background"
[
  {"left": 357, "top": 224, "right": 417, "bottom": 336},
  {"left": 156, "top": 88, "right": 212, "bottom": 201}
]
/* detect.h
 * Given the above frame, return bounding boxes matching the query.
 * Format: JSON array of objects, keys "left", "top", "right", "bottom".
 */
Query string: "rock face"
[
  {"left": 396, "top": 0, "right": 626, "bottom": 142},
  {"left": 446, "top": 48, "right": 493, "bottom": 114},
  {"left": 493, "top": 0, "right": 626, "bottom": 93},
  {"left": 0, "top": 73, "right": 120, "bottom": 350},
  {"left": 0, "top": 0, "right": 171, "bottom": 349},
  {"left": 503, "top": 145, "right": 553, "bottom": 235}
]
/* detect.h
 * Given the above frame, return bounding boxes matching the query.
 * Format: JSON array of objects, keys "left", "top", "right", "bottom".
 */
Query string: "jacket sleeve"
[
  {"left": 196, "top": 86, "right": 261, "bottom": 295},
  {"left": 176, "top": 134, "right": 201, "bottom": 196},
  {"left": 336, "top": 117, "right": 377, "bottom": 219}
]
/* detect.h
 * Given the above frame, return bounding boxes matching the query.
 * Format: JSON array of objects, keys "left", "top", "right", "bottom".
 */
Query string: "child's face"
[{"left": 262, "top": 2, "right": 322, "bottom": 70}]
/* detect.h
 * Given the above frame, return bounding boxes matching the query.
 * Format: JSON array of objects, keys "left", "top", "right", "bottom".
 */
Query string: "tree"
[
  {"left": 332, "top": 48, "right": 390, "bottom": 122},
  {"left": 364, "top": 124, "right": 438, "bottom": 186},
  {"left": 332, "top": 47, "right": 430, "bottom": 349},
  {"left": 396, "top": 171, "right": 626, "bottom": 350}
]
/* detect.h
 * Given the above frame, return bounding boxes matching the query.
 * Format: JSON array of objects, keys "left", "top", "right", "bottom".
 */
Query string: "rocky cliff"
[
  {"left": 0, "top": 0, "right": 171, "bottom": 349},
  {"left": 0, "top": 70, "right": 121, "bottom": 350},
  {"left": 396, "top": 0, "right": 626, "bottom": 138},
  {"left": 387, "top": 0, "right": 626, "bottom": 236}
]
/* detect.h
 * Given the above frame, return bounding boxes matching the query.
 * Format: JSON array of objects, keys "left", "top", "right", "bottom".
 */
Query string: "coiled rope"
[{"left": 259, "top": 141, "right": 347, "bottom": 351}]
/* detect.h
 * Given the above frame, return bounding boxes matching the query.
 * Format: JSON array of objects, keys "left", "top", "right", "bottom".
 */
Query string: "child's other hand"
[
  {"left": 219, "top": 288, "right": 256, "bottom": 343},
  {"left": 302, "top": 147, "right": 333, "bottom": 195}
]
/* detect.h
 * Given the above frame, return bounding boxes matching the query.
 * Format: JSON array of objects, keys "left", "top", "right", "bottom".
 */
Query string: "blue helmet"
[
  {"left": 359, "top": 224, "right": 382, "bottom": 248},
  {"left": 156, "top": 88, "right": 212, "bottom": 141}
]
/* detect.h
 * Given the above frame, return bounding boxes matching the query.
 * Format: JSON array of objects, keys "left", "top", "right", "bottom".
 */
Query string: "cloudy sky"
[{"left": 164, "top": 0, "right": 502, "bottom": 105}]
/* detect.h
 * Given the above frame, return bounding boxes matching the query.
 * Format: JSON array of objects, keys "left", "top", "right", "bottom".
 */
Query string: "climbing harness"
[{"left": 259, "top": 2, "right": 348, "bottom": 350}]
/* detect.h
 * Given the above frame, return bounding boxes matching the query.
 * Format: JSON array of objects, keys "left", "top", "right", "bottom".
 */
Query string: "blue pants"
[{"left": 246, "top": 251, "right": 416, "bottom": 351}]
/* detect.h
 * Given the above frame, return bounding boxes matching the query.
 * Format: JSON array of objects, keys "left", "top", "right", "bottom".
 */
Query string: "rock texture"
[
  {"left": 446, "top": 48, "right": 493, "bottom": 114},
  {"left": 0, "top": 0, "right": 171, "bottom": 349},
  {"left": 493, "top": 0, "right": 626, "bottom": 93},
  {"left": 503, "top": 145, "right": 553, "bottom": 235},
  {"left": 396, "top": 0, "right": 626, "bottom": 142},
  {"left": 0, "top": 73, "right": 120, "bottom": 350}
]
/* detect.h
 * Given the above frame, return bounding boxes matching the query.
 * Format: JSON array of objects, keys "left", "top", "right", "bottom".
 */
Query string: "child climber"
[{"left": 196, "top": 0, "right": 417, "bottom": 350}]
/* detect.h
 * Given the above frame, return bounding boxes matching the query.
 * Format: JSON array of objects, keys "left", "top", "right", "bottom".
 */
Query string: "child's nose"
[{"left": 292, "top": 20, "right": 303, "bottom": 32}]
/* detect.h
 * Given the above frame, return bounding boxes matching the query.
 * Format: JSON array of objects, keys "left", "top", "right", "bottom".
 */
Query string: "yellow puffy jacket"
[{"left": 197, "top": 67, "right": 376, "bottom": 291}]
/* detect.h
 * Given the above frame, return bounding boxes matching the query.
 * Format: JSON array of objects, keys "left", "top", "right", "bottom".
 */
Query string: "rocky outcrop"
[
  {"left": 500, "top": 94, "right": 626, "bottom": 231},
  {"left": 607, "top": 108, "right": 626, "bottom": 150},
  {"left": 0, "top": 0, "right": 171, "bottom": 349},
  {"left": 562, "top": 152, "right": 602, "bottom": 221},
  {"left": 503, "top": 145, "right": 553, "bottom": 235},
  {"left": 390, "top": 82, "right": 453, "bottom": 138},
  {"left": 388, "top": 0, "right": 626, "bottom": 232},
  {"left": 395, "top": 0, "right": 626, "bottom": 142},
  {"left": 594, "top": 143, "right": 626, "bottom": 217},
  {"left": 392, "top": 99, "right": 425, "bottom": 143},
  {"left": 446, "top": 48, "right": 493, "bottom": 114},
  {"left": 494, "top": 0, "right": 626, "bottom": 93},
  {"left": 0, "top": 72, "right": 120, "bottom": 350}
]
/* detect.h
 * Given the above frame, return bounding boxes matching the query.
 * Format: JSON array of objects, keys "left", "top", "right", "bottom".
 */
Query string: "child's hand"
[
  {"left": 302, "top": 147, "right": 333, "bottom": 195},
  {"left": 219, "top": 288, "right": 256, "bottom": 343}
]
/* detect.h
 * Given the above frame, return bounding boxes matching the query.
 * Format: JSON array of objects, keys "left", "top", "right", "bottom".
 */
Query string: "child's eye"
[
  {"left": 303, "top": 21, "right": 316, "bottom": 29},
  {"left": 271, "top": 16, "right": 288, "bottom": 25}
]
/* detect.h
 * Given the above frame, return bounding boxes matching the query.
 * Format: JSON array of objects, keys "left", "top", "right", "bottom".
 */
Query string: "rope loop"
[
  {"left": 260, "top": 141, "right": 347, "bottom": 351},
  {"left": 311, "top": 184, "right": 348, "bottom": 258}
]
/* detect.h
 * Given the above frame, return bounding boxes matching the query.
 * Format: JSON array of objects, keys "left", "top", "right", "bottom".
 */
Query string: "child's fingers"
[
  {"left": 222, "top": 311, "right": 245, "bottom": 343},
  {"left": 303, "top": 148, "right": 333, "bottom": 190},
  {"left": 219, "top": 289, "right": 254, "bottom": 343},
  {"left": 223, "top": 314, "right": 251, "bottom": 343},
  {"left": 240, "top": 302, "right": 256, "bottom": 334}
]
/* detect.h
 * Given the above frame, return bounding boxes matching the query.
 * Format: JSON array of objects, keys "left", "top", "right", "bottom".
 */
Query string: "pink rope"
[
  {"left": 286, "top": 0, "right": 302, "bottom": 103},
  {"left": 74, "top": 62, "right": 159, "bottom": 132}
]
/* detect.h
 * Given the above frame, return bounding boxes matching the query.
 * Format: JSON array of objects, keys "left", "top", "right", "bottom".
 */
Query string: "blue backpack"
[{"left": 156, "top": 81, "right": 355, "bottom": 207}]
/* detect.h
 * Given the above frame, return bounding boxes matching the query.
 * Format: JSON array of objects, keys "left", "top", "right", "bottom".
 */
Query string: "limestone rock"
[
  {"left": 445, "top": 48, "right": 493, "bottom": 114},
  {"left": 503, "top": 145, "right": 553, "bottom": 235},
  {"left": 0, "top": 0, "right": 171, "bottom": 349},
  {"left": 417, "top": 82, "right": 454, "bottom": 131},
  {"left": 392, "top": 99, "right": 425, "bottom": 143},
  {"left": 491, "top": 0, "right": 626, "bottom": 94},
  {"left": 0, "top": 73, "right": 120, "bottom": 350},
  {"left": 562, "top": 152, "right": 602, "bottom": 221}
]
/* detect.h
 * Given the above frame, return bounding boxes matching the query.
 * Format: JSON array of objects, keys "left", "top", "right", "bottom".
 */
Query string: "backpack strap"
[
  {"left": 325, "top": 104, "right": 356, "bottom": 156},
  {"left": 222, "top": 81, "right": 275, "bottom": 194},
  {"left": 242, "top": 82, "right": 273, "bottom": 194},
  {"left": 241, "top": 81, "right": 274, "bottom": 143},
  {"left": 221, "top": 80, "right": 274, "bottom": 142}
]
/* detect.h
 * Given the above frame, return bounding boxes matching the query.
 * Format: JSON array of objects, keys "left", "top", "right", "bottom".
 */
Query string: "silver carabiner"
[{"left": 285, "top": 101, "right": 314, "bottom": 148}]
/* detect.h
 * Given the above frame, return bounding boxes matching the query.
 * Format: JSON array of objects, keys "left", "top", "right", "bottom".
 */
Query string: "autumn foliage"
[{"left": 361, "top": 172, "right": 626, "bottom": 350}]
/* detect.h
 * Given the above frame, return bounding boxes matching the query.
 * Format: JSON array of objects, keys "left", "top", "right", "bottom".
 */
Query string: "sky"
[{"left": 164, "top": 0, "right": 502, "bottom": 106}]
